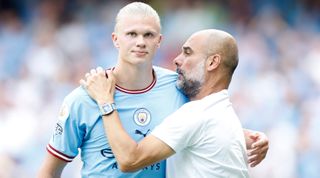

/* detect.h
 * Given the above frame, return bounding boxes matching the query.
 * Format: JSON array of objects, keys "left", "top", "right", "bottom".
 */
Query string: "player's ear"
[
  {"left": 206, "top": 54, "right": 221, "bottom": 71},
  {"left": 157, "top": 34, "right": 162, "bottom": 48},
  {"left": 112, "top": 32, "right": 119, "bottom": 48}
]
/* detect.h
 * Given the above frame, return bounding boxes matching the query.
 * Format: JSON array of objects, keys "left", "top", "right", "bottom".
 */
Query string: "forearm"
[
  {"left": 37, "top": 154, "right": 66, "bottom": 178},
  {"left": 38, "top": 171, "right": 62, "bottom": 178},
  {"left": 102, "top": 111, "right": 141, "bottom": 171},
  {"left": 81, "top": 69, "right": 172, "bottom": 171}
]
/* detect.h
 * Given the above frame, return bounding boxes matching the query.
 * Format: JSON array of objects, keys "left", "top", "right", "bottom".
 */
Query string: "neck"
[
  {"left": 113, "top": 61, "right": 154, "bottom": 90},
  {"left": 190, "top": 76, "right": 228, "bottom": 101}
]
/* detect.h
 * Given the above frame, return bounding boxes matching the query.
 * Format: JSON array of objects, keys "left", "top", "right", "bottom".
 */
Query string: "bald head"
[
  {"left": 191, "top": 29, "right": 239, "bottom": 79},
  {"left": 174, "top": 29, "right": 238, "bottom": 100},
  {"left": 174, "top": 29, "right": 239, "bottom": 99}
]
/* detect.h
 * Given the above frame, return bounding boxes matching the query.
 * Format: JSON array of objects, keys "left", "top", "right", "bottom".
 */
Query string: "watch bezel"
[{"left": 99, "top": 103, "right": 116, "bottom": 116}]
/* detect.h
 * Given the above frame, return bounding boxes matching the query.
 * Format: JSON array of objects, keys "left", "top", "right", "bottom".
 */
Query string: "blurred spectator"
[{"left": 0, "top": 0, "right": 319, "bottom": 177}]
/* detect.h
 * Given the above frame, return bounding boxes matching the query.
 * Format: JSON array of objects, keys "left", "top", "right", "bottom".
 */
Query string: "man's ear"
[
  {"left": 157, "top": 34, "right": 163, "bottom": 48},
  {"left": 112, "top": 32, "right": 119, "bottom": 48},
  {"left": 206, "top": 54, "right": 221, "bottom": 71}
]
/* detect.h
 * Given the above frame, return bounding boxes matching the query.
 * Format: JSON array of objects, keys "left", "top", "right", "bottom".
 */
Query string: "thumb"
[{"left": 106, "top": 70, "right": 114, "bottom": 80}]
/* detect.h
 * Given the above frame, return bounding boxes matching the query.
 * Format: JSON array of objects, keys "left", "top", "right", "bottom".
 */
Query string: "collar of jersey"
[{"left": 108, "top": 67, "right": 157, "bottom": 94}]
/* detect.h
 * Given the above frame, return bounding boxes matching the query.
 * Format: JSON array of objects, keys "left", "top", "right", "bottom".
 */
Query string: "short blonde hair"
[{"left": 114, "top": 2, "right": 161, "bottom": 31}]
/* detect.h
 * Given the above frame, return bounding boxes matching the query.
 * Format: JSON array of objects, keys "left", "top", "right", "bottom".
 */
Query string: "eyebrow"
[
  {"left": 124, "top": 29, "right": 158, "bottom": 34},
  {"left": 182, "top": 46, "right": 192, "bottom": 52}
]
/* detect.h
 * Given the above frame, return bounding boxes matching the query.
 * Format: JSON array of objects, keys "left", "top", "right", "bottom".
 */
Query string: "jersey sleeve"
[
  {"left": 47, "top": 95, "right": 85, "bottom": 162},
  {"left": 151, "top": 103, "right": 203, "bottom": 152}
]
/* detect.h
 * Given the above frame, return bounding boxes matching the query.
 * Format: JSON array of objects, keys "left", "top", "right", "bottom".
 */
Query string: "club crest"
[{"left": 133, "top": 108, "right": 151, "bottom": 126}]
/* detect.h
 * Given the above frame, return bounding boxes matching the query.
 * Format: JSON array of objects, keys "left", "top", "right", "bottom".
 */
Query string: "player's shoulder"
[
  {"left": 63, "top": 86, "right": 93, "bottom": 106},
  {"left": 153, "top": 65, "right": 178, "bottom": 79}
]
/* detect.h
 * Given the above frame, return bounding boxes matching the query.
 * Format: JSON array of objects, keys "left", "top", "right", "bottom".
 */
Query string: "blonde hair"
[{"left": 114, "top": 2, "right": 161, "bottom": 31}]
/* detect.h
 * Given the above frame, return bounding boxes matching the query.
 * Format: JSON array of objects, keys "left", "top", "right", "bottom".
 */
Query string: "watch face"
[
  {"left": 103, "top": 104, "right": 113, "bottom": 112},
  {"left": 100, "top": 103, "right": 116, "bottom": 115}
]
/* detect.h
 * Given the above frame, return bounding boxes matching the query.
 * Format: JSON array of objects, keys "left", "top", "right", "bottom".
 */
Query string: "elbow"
[
  {"left": 118, "top": 157, "right": 140, "bottom": 172},
  {"left": 118, "top": 164, "right": 138, "bottom": 173},
  {"left": 118, "top": 160, "right": 140, "bottom": 173},
  {"left": 115, "top": 144, "right": 144, "bottom": 172}
]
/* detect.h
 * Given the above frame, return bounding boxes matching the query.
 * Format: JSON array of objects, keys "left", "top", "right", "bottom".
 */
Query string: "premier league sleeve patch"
[
  {"left": 133, "top": 108, "right": 151, "bottom": 126},
  {"left": 53, "top": 103, "right": 70, "bottom": 136},
  {"left": 58, "top": 103, "right": 70, "bottom": 122}
]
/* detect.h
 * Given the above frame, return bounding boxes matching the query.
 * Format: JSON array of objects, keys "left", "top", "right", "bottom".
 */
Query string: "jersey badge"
[{"left": 133, "top": 108, "right": 151, "bottom": 126}]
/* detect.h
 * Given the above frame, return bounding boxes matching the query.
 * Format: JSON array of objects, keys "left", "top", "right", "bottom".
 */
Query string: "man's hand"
[
  {"left": 80, "top": 67, "right": 116, "bottom": 104},
  {"left": 244, "top": 129, "right": 269, "bottom": 167}
]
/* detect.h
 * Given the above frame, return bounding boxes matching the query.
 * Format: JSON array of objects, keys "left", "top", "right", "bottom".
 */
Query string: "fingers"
[
  {"left": 96, "top": 67, "right": 105, "bottom": 77},
  {"left": 81, "top": 67, "right": 105, "bottom": 86},
  {"left": 85, "top": 67, "right": 106, "bottom": 79},
  {"left": 248, "top": 144, "right": 268, "bottom": 157},
  {"left": 248, "top": 150, "right": 265, "bottom": 167},
  {"left": 90, "top": 68, "right": 97, "bottom": 75},
  {"left": 248, "top": 153, "right": 258, "bottom": 166},
  {"left": 249, "top": 159, "right": 260, "bottom": 167},
  {"left": 89, "top": 67, "right": 104, "bottom": 74},
  {"left": 249, "top": 133, "right": 259, "bottom": 140},
  {"left": 252, "top": 138, "right": 268, "bottom": 149},
  {"left": 244, "top": 130, "right": 269, "bottom": 167},
  {"left": 79, "top": 79, "right": 87, "bottom": 88},
  {"left": 106, "top": 70, "right": 114, "bottom": 80},
  {"left": 80, "top": 67, "right": 114, "bottom": 85},
  {"left": 247, "top": 146, "right": 268, "bottom": 167},
  {"left": 96, "top": 66, "right": 104, "bottom": 73},
  {"left": 79, "top": 67, "right": 116, "bottom": 104},
  {"left": 247, "top": 153, "right": 260, "bottom": 167}
]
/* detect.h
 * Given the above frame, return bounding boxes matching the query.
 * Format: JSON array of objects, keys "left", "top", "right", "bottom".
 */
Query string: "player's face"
[
  {"left": 112, "top": 15, "right": 162, "bottom": 65},
  {"left": 173, "top": 35, "right": 207, "bottom": 98}
]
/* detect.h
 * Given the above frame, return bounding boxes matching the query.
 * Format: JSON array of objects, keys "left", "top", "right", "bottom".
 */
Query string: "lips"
[
  {"left": 132, "top": 51, "right": 148, "bottom": 56},
  {"left": 176, "top": 68, "right": 184, "bottom": 80}
]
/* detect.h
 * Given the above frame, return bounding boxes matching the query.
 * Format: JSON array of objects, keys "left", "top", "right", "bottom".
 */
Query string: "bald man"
[
  {"left": 82, "top": 29, "right": 250, "bottom": 178},
  {"left": 39, "top": 2, "right": 267, "bottom": 177}
]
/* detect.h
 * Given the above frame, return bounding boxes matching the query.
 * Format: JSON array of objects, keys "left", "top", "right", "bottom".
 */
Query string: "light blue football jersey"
[{"left": 47, "top": 66, "right": 188, "bottom": 178}]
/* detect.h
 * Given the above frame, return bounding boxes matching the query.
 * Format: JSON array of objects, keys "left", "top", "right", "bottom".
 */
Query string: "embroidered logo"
[
  {"left": 54, "top": 123, "right": 63, "bottom": 135},
  {"left": 101, "top": 148, "right": 115, "bottom": 158},
  {"left": 133, "top": 108, "right": 151, "bottom": 126},
  {"left": 135, "top": 129, "right": 150, "bottom": 137},
  {"left": 58, "top": 103, "right": 69, "bottom": 121}
]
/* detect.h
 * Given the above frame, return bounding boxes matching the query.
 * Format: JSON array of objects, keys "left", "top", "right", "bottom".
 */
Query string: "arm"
[
  {"left": 102, "top": 110, "right": 175, "bottom": 172},
  {"left": 38, "top": 153, "right": 67, "bottom": 178},
  {"left": 243, "top": 129, "right": 269, "bottom": 167},
  {"left": 80, "top": 67, "right": 175, "bottom": 172}
]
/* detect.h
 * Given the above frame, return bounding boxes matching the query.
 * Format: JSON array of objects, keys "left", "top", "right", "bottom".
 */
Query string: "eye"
[
  {"left": 127, "top": 32, "right": 137, "bottom": 37},
  {"left": 183, "top": 50, "right": 191, "bottom": 56},
  {"left": 144, "top": 32, "right": 154, "bottom": 38}
]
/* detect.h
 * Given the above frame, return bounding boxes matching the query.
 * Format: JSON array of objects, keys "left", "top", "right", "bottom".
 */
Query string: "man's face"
[
  {"left": 174, "top": 35, "right": 207, "bottom": 98},
  {"left": 112, "top": 15, "right": 162, "bottom": 65}
]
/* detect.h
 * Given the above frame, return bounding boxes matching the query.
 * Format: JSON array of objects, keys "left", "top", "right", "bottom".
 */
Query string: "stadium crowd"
[{"left": 0, "top": 0, "right": 319, "bottom": 177}]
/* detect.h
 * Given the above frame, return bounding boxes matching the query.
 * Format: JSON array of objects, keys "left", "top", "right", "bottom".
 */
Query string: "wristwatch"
[{"left": 99, "top": 103, "right": 117, "bottom": 116}]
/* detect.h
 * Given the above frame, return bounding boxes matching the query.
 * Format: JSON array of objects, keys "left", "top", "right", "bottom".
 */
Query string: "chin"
[
  {"left": 176, "top": 80, "right": 183, "bottom": 90},
  {"left": 127, "top": 56, "right": 148, "bottom": 64}
]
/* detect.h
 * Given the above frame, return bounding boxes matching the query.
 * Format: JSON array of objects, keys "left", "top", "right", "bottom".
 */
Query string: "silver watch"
[{"left": 99, "top": 103, "right": 116, "bottom": 116}]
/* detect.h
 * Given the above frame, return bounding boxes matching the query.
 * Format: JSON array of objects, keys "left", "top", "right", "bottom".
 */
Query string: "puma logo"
[{"left": 135, "top": 129, "right": 150, "bottom": 137}]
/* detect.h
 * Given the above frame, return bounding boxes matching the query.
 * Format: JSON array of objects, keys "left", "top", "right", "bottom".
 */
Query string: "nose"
[
  {"left": 173, "top": 54, "right": 183, "bottom": 67},
  {"left": 136, "top": 35, "right": 146, "bottom": 48}
]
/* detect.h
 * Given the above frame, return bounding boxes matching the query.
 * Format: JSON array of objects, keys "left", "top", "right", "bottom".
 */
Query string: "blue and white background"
[{"left": 0, "top": 0, "right": 319, "bottom": 177}]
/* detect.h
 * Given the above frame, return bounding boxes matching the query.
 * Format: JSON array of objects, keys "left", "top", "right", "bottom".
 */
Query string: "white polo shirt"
[{"left": 152, "top": 90, "right": 249, "bottom": 178}]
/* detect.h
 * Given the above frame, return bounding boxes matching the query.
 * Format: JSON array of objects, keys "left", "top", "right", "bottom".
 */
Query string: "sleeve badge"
[{"left": 58, "top": 103, "right": 70, "bottom": 122}]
